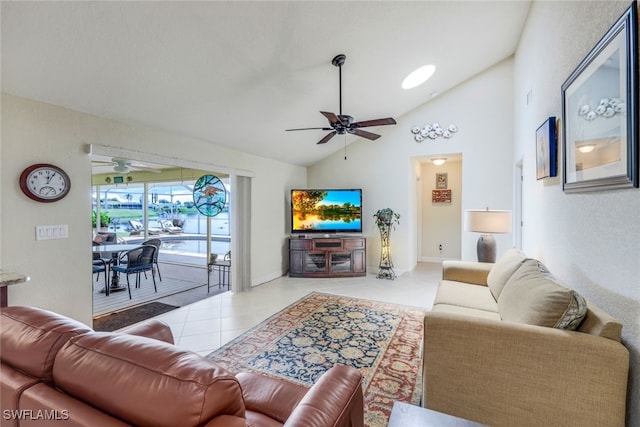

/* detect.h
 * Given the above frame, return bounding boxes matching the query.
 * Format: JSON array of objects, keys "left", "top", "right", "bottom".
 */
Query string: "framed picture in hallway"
[
  {"left": 561, "top": 2, "right": 638, "bottom": 192},
  {"left": 536, "top": 117, "right": 557, "bottom": 180},
  {"left": 432, "top": 189, "right": 451, "bottom": 203}
]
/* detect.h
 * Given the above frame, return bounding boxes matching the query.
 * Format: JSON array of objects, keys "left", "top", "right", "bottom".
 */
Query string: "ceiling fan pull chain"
[{"left": 344, "top": 134, "right": 347, "bottom": 160}]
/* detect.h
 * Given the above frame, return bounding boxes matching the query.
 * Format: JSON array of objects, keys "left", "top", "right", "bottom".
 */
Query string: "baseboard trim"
[{"left": 419, "top": 256, "right": 450, "bottom": 263}]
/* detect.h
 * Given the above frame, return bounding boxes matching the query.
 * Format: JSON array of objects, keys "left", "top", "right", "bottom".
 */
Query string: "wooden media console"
[{"left": 289, "top": 236, "right": 366, "bottom": 278}]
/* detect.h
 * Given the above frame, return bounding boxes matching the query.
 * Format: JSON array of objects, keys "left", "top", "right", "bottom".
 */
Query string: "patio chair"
[
  {"left": 92, "top": 253, "right": 109, "bottom": 293},
  {"left": 160, "top": 220, "right": 182, "bottom": 234},
  {"left": 128, "top": 220, "right": 145, "bottom": 236},
  {"left": 111, "top": 245, "right": 157, "bottom": 299},
  {"left": 92, "top": 241, "right": 112, "bottom": 294},
  {"left": 93, "top": 231, "right": 117, "bottom": 244},
  {"left": 142, "top": 238, "right": 162, "bottom": 281},
  {"left": 128, "top": 220, "right": 162, "bottom": 236}
]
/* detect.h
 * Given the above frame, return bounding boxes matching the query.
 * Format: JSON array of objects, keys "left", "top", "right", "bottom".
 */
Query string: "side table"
[
  {"left": 0, "top": 270, "right": 30, "bottom": 307},
  {"left": 388, "top": 401, "right": 487, "bottom": 427},
  {"left": 207, "top": 260, "right": 231, "bottom": 292}
]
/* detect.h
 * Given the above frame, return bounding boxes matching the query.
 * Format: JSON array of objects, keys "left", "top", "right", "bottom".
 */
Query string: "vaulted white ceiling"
[{"left": 1, "top": 1, "right": 531, "bottom": 166}]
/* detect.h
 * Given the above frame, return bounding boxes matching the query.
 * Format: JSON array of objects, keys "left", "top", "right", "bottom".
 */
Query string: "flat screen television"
[{"left": 291, "top": 189, "right": 362, "bottom": 234}]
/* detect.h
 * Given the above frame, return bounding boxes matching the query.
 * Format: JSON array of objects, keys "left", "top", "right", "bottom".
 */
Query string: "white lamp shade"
[{"left": 464, "top": 209, "right": 512, "bottom": 234}]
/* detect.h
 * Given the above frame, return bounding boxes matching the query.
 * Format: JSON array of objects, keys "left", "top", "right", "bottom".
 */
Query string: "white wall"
[
  {"left": 308, "top": 59, "right": 515, "bottom": 273},
  {"left": 514, "top": 2, "right": 640, "bottom": 424},
  {"left": 0, "top": 94, "right": 306, "bottom": 324}
]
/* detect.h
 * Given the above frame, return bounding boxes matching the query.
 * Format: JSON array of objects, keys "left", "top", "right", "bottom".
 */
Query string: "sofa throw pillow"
[
  {"left": 487, "top": 247, "right": 528, "bottom": 300},
  {"left": 498, "top": 259, "right": 587, "bottom": 330}
]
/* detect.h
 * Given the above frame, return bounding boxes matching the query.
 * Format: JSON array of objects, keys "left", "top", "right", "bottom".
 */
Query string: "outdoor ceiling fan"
[
  {"left": 91, "top": 157, "right": 162, "bottom": 174},
  {"left": 286, "top": 54, "right": 397, "bottom": 145}
]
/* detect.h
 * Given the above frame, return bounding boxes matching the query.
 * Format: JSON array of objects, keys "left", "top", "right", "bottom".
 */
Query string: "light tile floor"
[{"left": 145, "top": 262, "right": 442, "bottom": 357}]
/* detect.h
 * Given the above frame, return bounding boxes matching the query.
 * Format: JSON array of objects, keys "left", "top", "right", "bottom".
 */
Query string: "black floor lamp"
[{"left": 464, "top": 208, "right": 512, "bottom": 263}]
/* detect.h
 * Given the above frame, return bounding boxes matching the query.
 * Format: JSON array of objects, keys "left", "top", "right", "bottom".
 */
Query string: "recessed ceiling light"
[{"left": 402, "top": 65, "right": 436, "bottom": 90}]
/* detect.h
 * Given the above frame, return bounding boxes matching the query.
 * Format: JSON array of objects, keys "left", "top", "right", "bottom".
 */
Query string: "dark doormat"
[{"left": 93, "top": 302, "right": 178, "bottom": 332}]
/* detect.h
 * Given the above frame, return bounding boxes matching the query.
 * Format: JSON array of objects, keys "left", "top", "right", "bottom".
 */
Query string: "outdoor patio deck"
[{"left": 92, "top": 252, "right": 228, "bottom": 317}]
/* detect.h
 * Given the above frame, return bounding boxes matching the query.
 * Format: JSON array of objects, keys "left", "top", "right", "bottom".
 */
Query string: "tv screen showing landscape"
[{"left": 291, "top": 189, "right": 362, "bottom": 233}]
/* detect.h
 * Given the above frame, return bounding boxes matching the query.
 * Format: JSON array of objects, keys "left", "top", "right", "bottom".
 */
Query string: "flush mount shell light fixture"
[
  {"left": 577, "top": 144, "right": 596, "bottom": 153},
  {"left": 431, "top": 158, "right": 447, "bottom": 166},
  {"left": 411, "top": 123, "right": 458, "bottom": 142},
  {"left": 402, "top": 64, "right": 436, "bottom": 89}
]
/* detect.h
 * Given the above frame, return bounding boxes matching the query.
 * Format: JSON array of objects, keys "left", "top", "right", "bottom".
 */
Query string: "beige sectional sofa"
[{"left": 422, "top": 248, "right": 629, "bottom": 427}]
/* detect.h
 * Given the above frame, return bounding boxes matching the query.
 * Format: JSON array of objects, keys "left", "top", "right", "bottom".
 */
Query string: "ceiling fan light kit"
[
  {"left": 411, "top": 122, "right": 458, "bottom": 142},
  {"left": 286, "top": 54, "right": 397, "bottom": 146},
  {"left": 92, "top": 157, "right": 162, "bottom": 174}
]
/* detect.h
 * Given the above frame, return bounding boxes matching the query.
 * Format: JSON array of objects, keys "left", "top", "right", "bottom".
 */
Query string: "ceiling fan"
[
  {"left": 286, "top": 54, "right": 397, "bottom": 145},
  {"left": 91, "top": 157, "right": 161, "bottom": 174}
]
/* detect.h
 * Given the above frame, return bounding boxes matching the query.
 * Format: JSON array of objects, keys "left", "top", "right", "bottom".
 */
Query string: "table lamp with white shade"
[{"left": 464, "top": 208, "right": 512, "bottom": 263}]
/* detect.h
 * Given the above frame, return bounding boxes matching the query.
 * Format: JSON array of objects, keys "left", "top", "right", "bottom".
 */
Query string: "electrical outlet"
[{"left": 439, "top": 244, "right": 443, "bottom": 252}]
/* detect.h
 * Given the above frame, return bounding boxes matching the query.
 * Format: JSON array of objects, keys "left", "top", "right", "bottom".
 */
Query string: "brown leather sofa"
[{"left": 1, "top": 306, "right": 364, "bottom": 427}]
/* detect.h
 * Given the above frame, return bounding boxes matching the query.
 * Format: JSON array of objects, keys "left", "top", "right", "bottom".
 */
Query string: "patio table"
[{"left": 93, "top": 244, "right": 143, "bottom": 294}]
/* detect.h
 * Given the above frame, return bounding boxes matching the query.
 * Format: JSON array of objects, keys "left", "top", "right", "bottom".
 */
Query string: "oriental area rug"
[{"left": 207, "top": 292, "right": 425, "bottom": 427}]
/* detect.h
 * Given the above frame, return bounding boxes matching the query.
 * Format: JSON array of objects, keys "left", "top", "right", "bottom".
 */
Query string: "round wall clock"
[
  {"left": 19, "top": 163, "right": 71, "bottom": 203},
  {"left": 193, "top": 174, "right": 227, "bottom": 217}
]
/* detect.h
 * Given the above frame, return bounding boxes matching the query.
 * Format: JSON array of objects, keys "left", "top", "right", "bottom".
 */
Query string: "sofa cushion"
[
  {"left": 431, "top": 304, "right": 502, "bottom": 321},
  {"left": 20, "top": 382, "right": 131, "bottom": 427},
  {"left": 441, "top": 260, "right": 492, "bottom": 285},
  {"left": 119, "top": 319, "right": 175, "bottom": 344},
  {"left": 486, "top": 247, "right": 528, "bottom": 300},
  {"left": 434, "top": 280, "right": 498, "bottom": 313},
  {"left": 0, "top": 306, "right": 92, "bottom": 383},
  {"left": 1, "top": 364, "right": 41, "bottom": 419},
  {"left": 577, "top": 304, "right": 623, "bottom": 342},
  {"left": 53, "top": 332, "right": 246, "bottom": 427},
  {"left": 498, "top": 259, "right": 587, "bottom": 330}
]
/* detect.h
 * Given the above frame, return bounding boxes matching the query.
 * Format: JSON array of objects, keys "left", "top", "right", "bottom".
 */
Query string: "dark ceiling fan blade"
[
  {"left": 317, "top": 131, "right": 337, "bottom": 144},
  {"left": 320, "top": 111, "right": 340, "bottom": 126},
  {"left": 352, "top": 117, "right": 397, "bottom": 128},
  {"left": 286, "top": 127, "right": 333, "bottom": 131},
  {"left": 350, "top": 129, "right": 381, "bottom": 140}
]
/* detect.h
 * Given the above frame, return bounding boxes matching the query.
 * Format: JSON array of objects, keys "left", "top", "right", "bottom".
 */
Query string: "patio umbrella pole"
[
  {"left": 207, "top": 216, "right": 211, "bottom": 268},
  {"left": 143, "top": 183, "right": 149, "bottom": 241},
  {"left": 95, "top": 185, "right": 101, "bottom": 234}
]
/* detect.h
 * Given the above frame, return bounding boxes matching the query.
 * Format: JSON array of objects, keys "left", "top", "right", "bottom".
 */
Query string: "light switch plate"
[{"left": 36, "top": 224, "right": 69, "bottom": 240}]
